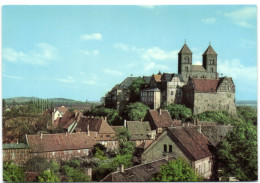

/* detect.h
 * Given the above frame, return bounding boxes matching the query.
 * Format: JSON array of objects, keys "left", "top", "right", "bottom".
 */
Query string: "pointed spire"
[
  {"left": 158, "top": 70, "right": 162, "bottom": 75},
  {"left": 178, "top": 43, "right": 192, "bottom": 54},
  {"left": 203, "top": 44, "right": 217, "bottom": 55}
]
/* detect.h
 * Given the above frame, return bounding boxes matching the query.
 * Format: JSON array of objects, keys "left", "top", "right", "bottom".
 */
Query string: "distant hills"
[{"left": 236, "top": 100, "right": 257, "bottom": 107}]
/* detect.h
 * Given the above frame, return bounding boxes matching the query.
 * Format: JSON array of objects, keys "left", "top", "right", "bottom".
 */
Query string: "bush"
[
  {"left": 163, "top": 104, "right": 192, "bottom": 121},
  {"left": 38, "top": 170, "right": 60, "bottom": 182},
  {"left": 25, "top": 156, "right": 50, "bottom": 173},
  {"left": 62, "top": 165, "right": 90, "bottom": 182},
  {"left": 3, "top": 161, "right": 25, "bottom": 182},
  {"left": 123, "top": 102, "right": 149, "bottom": 121}
]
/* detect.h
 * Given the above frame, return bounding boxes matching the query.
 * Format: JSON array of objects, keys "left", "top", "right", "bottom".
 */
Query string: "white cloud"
[
  {"left": 81, "top": 33, "right": 102, "bottom": 41},
  {"left": 141, "top": 47, "right": 178, "bottom": 61},
  {"left": 224, "top": 7, "right": 256, "bottom": 28},
  {"left": 2, "top": 43, "right": 59, "bottom": 65},
  {"left": 102, "top": 69, "right": 123, "bottom": 76},
  {"left": 218, "top": 59, "right": 257, "bottom": 82},
  {"left": 202, "top": 17, "right": 216, "bottom": 24},
  {"left": 3, "top": 74, "right": 24, "bottom": 80},
  {"left": 114, "top": 43, "right": 130, "bottom": 51},
  {"left": 79, "top": 49, "right": 99, "bottom": 56},
  {"left": 144, "top": 62, "right": 169, "bottom": 72},
  {"left": 55, "top": 76, "right": 75, "bottom": 83}
]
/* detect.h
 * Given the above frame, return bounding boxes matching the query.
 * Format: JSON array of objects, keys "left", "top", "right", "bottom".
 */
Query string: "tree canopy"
[
  {"left": 153, "top": 158, "right": 202, "bottom": 182},
  {"left": 3, "top": 161, "right": 25, "bottom": 182},
  {"left": 123, "top": 102, "right": 149, "bottom": 121},
  {"left": 38, "top": 170, "right": 60, "bottom": 182},
  {"left": 162, "top": 104, "right": 192, "bottom": 121},
  {"left": 217, "top": 121, "right": 257, "bottom": 181},
  {"left": 129, "top": 77, "right": 147, "bottom": 103}
]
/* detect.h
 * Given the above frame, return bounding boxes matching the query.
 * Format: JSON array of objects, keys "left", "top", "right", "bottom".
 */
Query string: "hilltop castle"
[{"left": 105, "top": 43, "right": 237, "bottom": 116}]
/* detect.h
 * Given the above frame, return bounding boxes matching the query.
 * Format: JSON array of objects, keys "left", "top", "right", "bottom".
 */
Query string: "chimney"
[
  {"left": 141, "top": 118, "right": 142, "bottom": 122},
  {"left": 87, "top": 124, "right": 90, "bottom": 136},
  {"left": 40, "top": 133, "right": 43, "bottom": 139},
  {"left": 120, "top": 164, "right": 124, "bottom": 173},
  {"left": 124, "top": 120, "right": 127, "bottom": 127},
  {"left": 198, "top": 125, "right": 202, "bottom": 133},
  {"left": 187, "top": 123, "right": 190, "bottom": 127},
  {"left": 159, "top": 109, "right": 162, "bottom": 115},
  {"left": 16, "top": 139, "right": 19, "bottom": 144},
  {"left": 105, "top": 116, "right": 107, "bottom": 122}
]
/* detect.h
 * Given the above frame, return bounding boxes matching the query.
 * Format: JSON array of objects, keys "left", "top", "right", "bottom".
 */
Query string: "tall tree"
[
  {"left": 128, "top": 77, "right": 146, "bottom": 103},
  {"left": 162, "top": 104, "right": 192, "bottom": 121},
  {"left": 217, "top": 121, "right": 257, "bottom": 181},
  {"left": 123, "top": 102, "right": 149, "bottom": 121}
]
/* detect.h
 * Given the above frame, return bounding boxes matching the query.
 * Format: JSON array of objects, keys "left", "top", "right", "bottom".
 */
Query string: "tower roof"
[
  {"left": 178, "top": 43, "right": 192, "bottom": 54},
  {"left": 203, "top": 45, "right": 217, "bottom": 55}
]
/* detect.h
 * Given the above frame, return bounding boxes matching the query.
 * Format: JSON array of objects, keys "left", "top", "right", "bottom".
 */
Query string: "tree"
[
  {"left": 217, "top": 121, "right": 257, "bottom": 181},
  {"left": 114, "top": 128, "right": 135, "bottom": 155},
  {"left": 153, "top": 158, "right": 202, "bottom": 182},
  {"left": 123, "top": 102, "right": 149, "bottom": 121},
  {"left": 236, "top": 106, "right": 257, "bottom": 125},
  {"left": 62, "top": 165, "right": 90, "bottom": 182},
  {"left": 129, "top": 77, "right": 147, "bottom": 102},
  {"left": 38, "top": 170, "right": 60, "bottom": 182},
  {"left": 163, "top": 104, "right": 192, "bottom": 121},
  {"left": 25, "top": 156, "right": 50, "bottom": 173},
  {"left": 3, "top": 161, "right": 25, "bottom": 182}
]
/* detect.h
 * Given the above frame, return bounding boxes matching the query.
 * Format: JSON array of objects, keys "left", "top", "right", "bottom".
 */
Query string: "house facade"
[{"left": 141, "top": 127, "right": 214, "bottom": 179}]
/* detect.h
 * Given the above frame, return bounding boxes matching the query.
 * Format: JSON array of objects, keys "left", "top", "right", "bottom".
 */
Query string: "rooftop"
[
  {"left": 126, "top": 121, "right": 152, "bottom": 140},
  {"left": 147, "top": 109, "right": 174, "bottom": 128}
]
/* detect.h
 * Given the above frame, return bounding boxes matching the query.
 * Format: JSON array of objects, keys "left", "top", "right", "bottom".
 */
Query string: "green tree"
[
  {"left": 153, "top": 158, "right": 202, "bottom": 182},
  {"left": 162, "top": 104, "right": 192, "bottom": 121},
  {"left": 129, "top": 77, "right": 147, "bottom": 102},
  {"left": 123, "top": 102, "right": 149, "bottom": 121},
  {"left": 94, "top": 147, "right": 107, "bottom": 160},
  {"left": 49, "top": 160, "right": 60, "bottom": 172},
  {"left": 25, "top": 156, "right": 50, "bottom": 172},
  {"left": 3, "top": 161, "right": 25, "bottom": 182},
  {"left": 114, "top": 128, "right": 135, "bottom": 155},
  {"left": 236, "top": 106, "right": 257, "bottom": 125},
  {"left": 217, "top": 121, "right": 257, "bottom": 181},
  {"left": 62, "top": 165, "right": 90, "bottom": 182},
  {"left": 38, "top": 170, "right": 60, "bottom": 182}
]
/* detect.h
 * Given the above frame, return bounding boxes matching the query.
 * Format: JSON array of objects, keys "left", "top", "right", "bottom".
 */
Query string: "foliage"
[
  {"left": 236, "top": 106, "right": 257, "bottom": 125},
  {"left": 217, "top": 121, "right": 257, "bottom": 181},
  {"left": 129, "top": 77, "right": 147, "bottom": 103},
  {"left": 84, "top": 107, "right": 122, "bottom": 125},
  {"left": 94, "top": 147, "right": 107, "bottom": 160},
  {"left": 114, "top": 128, "right": 135, "bottom": 155},
  {"left": 25, "top": 156, "right": 50, "bottom": 173},
  {"left": 3, "top": 161, "right": 25, "bottom": 182},
  {"left": 38, "top": 170, "right": 60, "bottom": 182},
  {"left": 62, "top": 165, "right": 90, "bottom": 182},
  {"left": 153, "top": 158, "right": 202, "bottom": 182},
  {"left": 123, "top": 102, "right": 149, "bottom": 121},
  {"left": 50, "top": 160, "right": 60, "bottom": 172},
  {"left": 194, "top": 111, "right": 240, "bottom": 125},
  {"left": 162, "top": 104, "right": 192, "bottom": 121},
  {"left": 62, "top": 158, "right": 81, "bottom": 169}
]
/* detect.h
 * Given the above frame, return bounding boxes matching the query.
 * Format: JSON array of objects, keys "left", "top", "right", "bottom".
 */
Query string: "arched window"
[
  {"left": 184, "top": 56, "right": 189, "bottom": 63},
  {"left": 169, "top": 145, "right": 173, "bottom": 152},
  {"left": 164, "top": 144, "right": 167, "bottom": 152}
]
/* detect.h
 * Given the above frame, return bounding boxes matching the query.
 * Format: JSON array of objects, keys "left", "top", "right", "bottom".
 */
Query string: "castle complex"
[{"left": 105, "top": 43, "right": 237, "bottom": 116}]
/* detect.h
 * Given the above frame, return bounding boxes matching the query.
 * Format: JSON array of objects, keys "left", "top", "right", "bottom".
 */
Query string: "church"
[{"left": 140, "top": 43, "right": 237, "bottom": 116}]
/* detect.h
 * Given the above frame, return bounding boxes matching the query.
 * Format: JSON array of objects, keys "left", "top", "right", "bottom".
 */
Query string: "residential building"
[
  {"left": 3, "top": 143, "right": 30, "bottom": 165},
  {"left": 141, "top": 127, "right": 214, "bottom": 179},
  {"left": 52, "top": 106, "right": 68, "bottom": 122}
]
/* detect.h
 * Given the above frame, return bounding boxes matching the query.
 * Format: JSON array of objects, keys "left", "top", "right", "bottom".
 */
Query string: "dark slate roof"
[
  {"left": 118, "top": 77, "right": 138, "bottom": 89},
  {"left": 3, "top": 143, "right": 29, "bottom": 149},
  {"left": 142, "top": 87, "right": 161, "bottom": 92},
  {"left": 161, "top": 73, "right": 184, "bottom": 82},
  {"left": 27, "top": 132, "right": 97, "bottom": 153},
  {"left": 76, "top": 116, "right": 115, "bottom": 134},
  {"left": 143, "top": 76, "right": 152, "bottom": 84},
  {"left": 148, "top": 110, "right": 173, "bottom": 128},
  {"left": 191, "top": 65, "right": 206, "bottom": 72},
  {"left": 178, "top": 43, "right": 192, "bottom": 54},
  {"left": 101, "top": 157, "right": 174, "bottom": 182},
  {"left": 168, "top": 127, "right": 213, "bottom": 160},
  {"left": 127, "top": 121, "right": 152, "bottom": 140},
  {"left": 192, "top": 78, "right": 219, "bottom": 92},
  {"left": 203, "top": 45, "right": 217, "bottom": 55}
]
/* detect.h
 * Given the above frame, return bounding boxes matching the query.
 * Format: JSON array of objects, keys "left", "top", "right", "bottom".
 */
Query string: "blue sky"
[{"left": 2, "top": 5, "right": 257, "bottom": 101}]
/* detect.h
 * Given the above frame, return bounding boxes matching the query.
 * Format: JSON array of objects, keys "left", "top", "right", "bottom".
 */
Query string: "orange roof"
[
  {"left": 153, "top": 75, "right": 162, "bottom": 82},
  {"left": 192, "top": 78, "right": 219, "bottom": 92}
]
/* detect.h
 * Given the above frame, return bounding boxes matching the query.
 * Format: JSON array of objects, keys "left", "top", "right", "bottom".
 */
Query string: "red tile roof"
[
  {"left": 56, "top": 106, "right": 68, "bottom": 113},
  {"left": 58, "top": 111, "right": 76, "bottom": 129},
  {"left": 192, "top": 78, "right": 219, "bottom": 92},
  {"left": 168, "top": 127, "right": 213, "bottom": 160},
  {"left": 148, "top": 110, "right": 173, "bottom": 128},
  {"left": 27, "top": 132, "right": 96, "bottom": 153}
]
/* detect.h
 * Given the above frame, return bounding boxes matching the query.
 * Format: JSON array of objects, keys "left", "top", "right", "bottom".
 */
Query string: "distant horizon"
[{"left": 2, "top": 5, "right": 257, "bottom": 101}]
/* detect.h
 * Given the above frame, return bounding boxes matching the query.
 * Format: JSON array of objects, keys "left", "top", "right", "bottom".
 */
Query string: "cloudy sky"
[{"left": 2, "top": 5, "right": 257, "bottom": 101}]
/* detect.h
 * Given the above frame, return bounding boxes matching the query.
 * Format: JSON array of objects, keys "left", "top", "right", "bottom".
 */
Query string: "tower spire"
[
  {"left": 184, "top": 39, "right": 186, "bottom": 44},
  {"left": 209, "top": 41, "right": 211, "bottom": 45}
]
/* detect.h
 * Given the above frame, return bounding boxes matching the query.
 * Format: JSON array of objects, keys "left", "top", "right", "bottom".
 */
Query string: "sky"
[{"left": 1, "top": 5, "right": 257, "bottom": 101}]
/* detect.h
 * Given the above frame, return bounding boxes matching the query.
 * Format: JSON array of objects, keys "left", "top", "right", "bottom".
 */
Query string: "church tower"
[
  {"left": 202, "top": 44, "right": 218, "bottom": 78},
  {"left": 178, "top": 43, "right": 192, "bottom": 74}
]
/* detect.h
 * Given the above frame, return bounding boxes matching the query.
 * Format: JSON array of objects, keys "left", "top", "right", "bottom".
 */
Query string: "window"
[
  {"left": 164, "top": 144, "right": 167, "bottom": 152},
  {"left": 169, "top": 145, "right": 172, "bottom": 152},
  {"left": 106, "top": 135, "right": 110, "bottom": 137},
  {"left": 211, "top": 68, "right": 214, "bottom": 72},
  {"left": 184, "top": 56, "right": 189, "bottom": 63},
  {"left": 185, "top": 66, "right": 189, "bottom": 71},
  {"left": 171, "top": 91, "right": 174, "bottom": 95}
]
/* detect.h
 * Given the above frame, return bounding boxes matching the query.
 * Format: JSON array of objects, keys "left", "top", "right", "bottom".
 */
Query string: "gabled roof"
[
  {"left": 168, "top": 127, "right": 213, "bottom": 160},
  {"left": 58, "top": 111, "right": 76, "bottom": 129},
  {"left": 118, "top": 77, "right": 138, "bottom": 89},
  {"left": 161, "top": 73, "right": 184, "bottom": 82},
  {"left": 148, "top": 110, "right": 173, "bottom": 128},
  {"left": 153, "top": 75, "right": 162, "bottom": 82},
  {"left": 126, "top": 121, "right": 152, "bottom": 140},
  {"left": 178, "top": 43, "right": 192, "bottom": 54},
  {"left": 101, "top": 157, "right": 174, "bottom": 182},
  {"left": 203, "top": 45, "right": 217, "bottom": 55},
  {"left": 111, "top": 126, "right": 124, "bottom": 132},
  {"left": 27, "top": 132, "right": 97, "bottom": 153},
  {"left": 143, "top": 76, "right": 152, "bottom": 84},
  {"left": 192, "top": 78, "right": 219, "bottom": 92},
  {"left": 3, "top": 143, "right": 29, "bottom": 149},
  {"left": 56, "top": 106, "right": 68, "bottom": 113},
  {"left": 191, "top": 65, "right": 206, "bottom": 72},
  {"left": 76, "top": 116, "right": 115, "bottom": 134}
]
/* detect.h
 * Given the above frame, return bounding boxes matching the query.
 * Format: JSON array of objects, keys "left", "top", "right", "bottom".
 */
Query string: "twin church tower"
[{"left": 178, "top": 43, "right": 218, "bottom": 82}]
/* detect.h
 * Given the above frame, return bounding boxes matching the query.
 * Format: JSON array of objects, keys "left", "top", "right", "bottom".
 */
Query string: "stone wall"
[
  {"left": 194, "top": 156, "right": 213, "bottom": 179},
  {"left": 3, "top": 148, "right": 30, "bottom": 165}
]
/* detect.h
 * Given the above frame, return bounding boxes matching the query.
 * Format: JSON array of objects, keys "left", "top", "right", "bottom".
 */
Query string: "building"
[
  {"left": 54, "top": 110, "right": 82, "bottom": 132},
  {"left": 141, "top": 127, "right": 214, "bottom": 179},
  {"left": 52, "top": 106, "right": 68, "bottom": 122},
  {"left": 26, "top": 132, "right": 96, "bottom": 161},
  {"left": 3, "top": 143, "right": 30, "bottom": 165},
  {"left": 183, "top": 77, "right": 237, "bottom": 116},
  {"left": 75, "top": 116, "right": 117, "bottom": 150},
  {"left": 140, "top": 88, "right": 161, "bottom": 109},
  {"left": 101, "top": 157, "right": 174, "bottom": 182}
]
